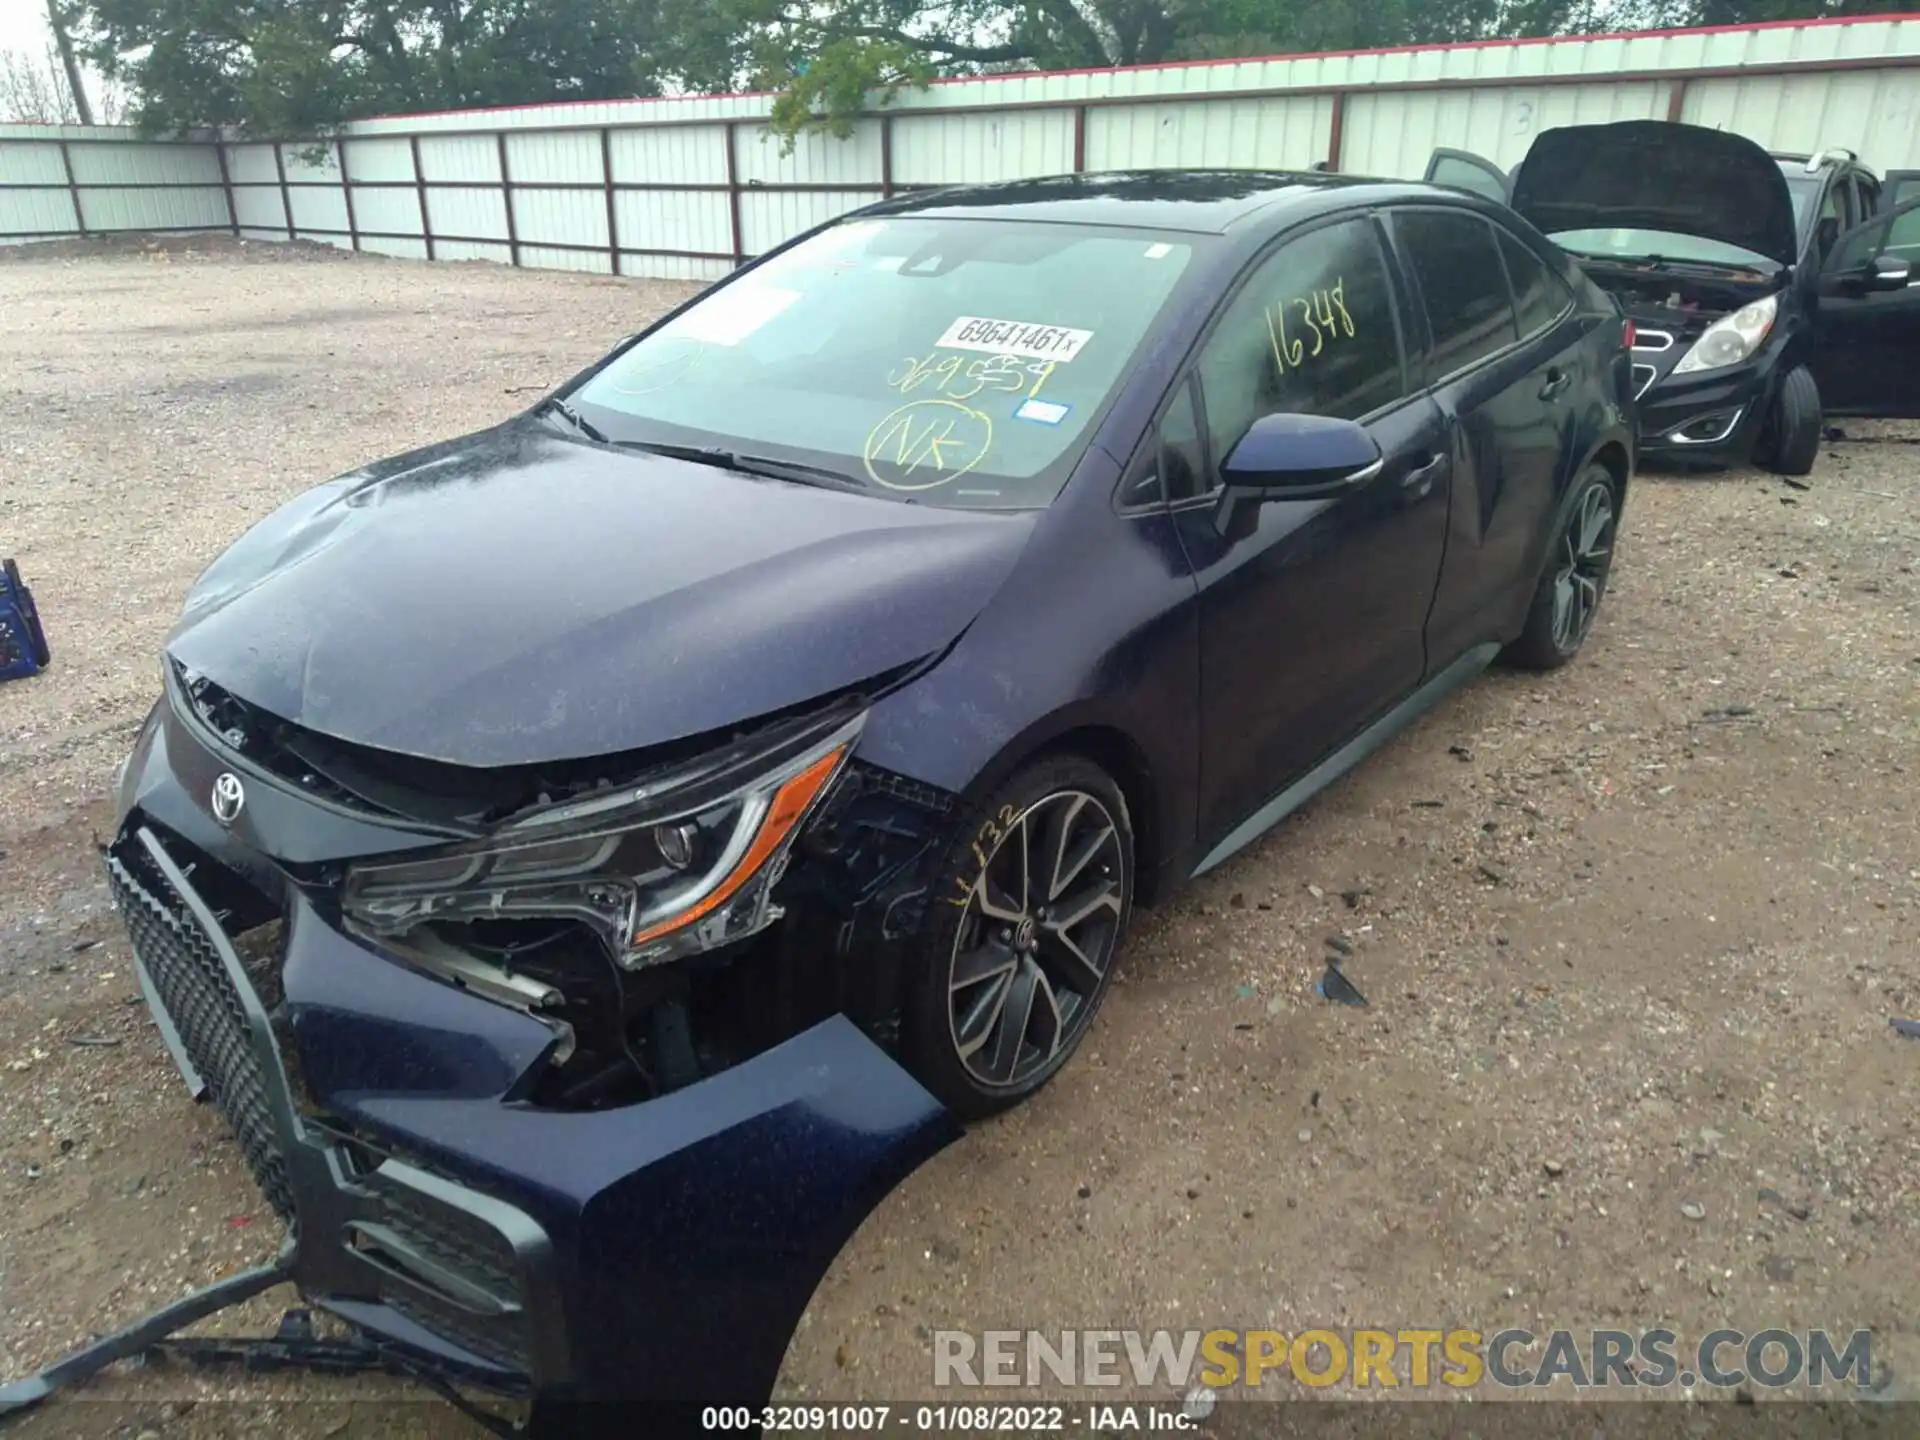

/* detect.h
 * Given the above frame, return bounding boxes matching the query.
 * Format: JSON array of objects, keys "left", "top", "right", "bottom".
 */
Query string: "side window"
[
  {"left": 1814, "top": 183, "right": 1846, "bottom": 265},
  {"left": 1429, "top": 155, "right": 1508, "bottom": 205},
  {"left": 1120, "top": 379, "right": 1208, "bottom": 507},
  {"left": 1496, "top": 227, "right": 1572, "bottom": 339},
  {"left": 1853, "top": 175, "right": 1880, "bottom": 222},
  {"left": 1193, "top": 218, "right": 1406, "bottom": 474},
  {"left": 1832, "top": 197, "right": 1920, "bottom": 272},
  {"left": 1395, "top": 210, "right": 1519, "bottom": 378},
  {"left": 1890, "top": 199, "right": 1920, "bottom": 265},
  {"left": 1160, "top": 381, "right": 1207, "bottom": 502}
]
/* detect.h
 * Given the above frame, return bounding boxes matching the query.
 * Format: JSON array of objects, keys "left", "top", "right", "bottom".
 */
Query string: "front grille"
[{"left": 107, "top": 839, "right": 296, "bottom": 1220}]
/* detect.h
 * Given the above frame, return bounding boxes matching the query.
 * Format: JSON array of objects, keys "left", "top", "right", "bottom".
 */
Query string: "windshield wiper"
[
  {"left": 533, "top": 396, "right": 610, "bottom": 444},
  {"left": 621, "top": 441, "right": 873, "bottom": 495}
]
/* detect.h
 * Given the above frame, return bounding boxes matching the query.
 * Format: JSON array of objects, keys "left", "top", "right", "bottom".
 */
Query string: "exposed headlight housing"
[
  {"left": 343, "top": 711, "right": 862, "bottom": 969},
  {"left": 1671, "top": 293, "right": 1779, "bottom": 375}
]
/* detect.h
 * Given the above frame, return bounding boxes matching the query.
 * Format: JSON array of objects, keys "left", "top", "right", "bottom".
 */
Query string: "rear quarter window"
[{"left": 1495, "top": 227, "right": 1574, "bottom": 338}]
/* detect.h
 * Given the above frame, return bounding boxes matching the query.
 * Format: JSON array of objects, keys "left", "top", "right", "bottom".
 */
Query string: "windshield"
[
  {"left": 569, "top": 215, "right": 1199, "bottom": 510},
  {"left": 1547, "top": 227, "right": 1778, "bottom": 270}
]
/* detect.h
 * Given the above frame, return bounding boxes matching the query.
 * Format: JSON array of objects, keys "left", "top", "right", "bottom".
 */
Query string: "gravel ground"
[{"left": 0, "top": 238, "right": 1916, "bottom": 1434}]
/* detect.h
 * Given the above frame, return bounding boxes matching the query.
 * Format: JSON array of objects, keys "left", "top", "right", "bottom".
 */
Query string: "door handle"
[
  {"left": 1539, "top": 367, "right": 1571, "bottom": 402},
  {"left": 1399, "top": 453, "right": 1446, "bottom": 499}
]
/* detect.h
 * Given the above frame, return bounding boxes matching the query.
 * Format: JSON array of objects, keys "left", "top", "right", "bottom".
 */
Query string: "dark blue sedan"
[{"left": 33, "top": 171, "right": 1636, "bottom": 1425}]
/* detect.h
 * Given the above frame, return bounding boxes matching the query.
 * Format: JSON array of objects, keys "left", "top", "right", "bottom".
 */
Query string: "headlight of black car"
[
  {"left": 1671, "top": 293, "right": 1779, "bottom": 375},
  {"left": 343, "top": 712, "right": 862, "bottom": 968}
]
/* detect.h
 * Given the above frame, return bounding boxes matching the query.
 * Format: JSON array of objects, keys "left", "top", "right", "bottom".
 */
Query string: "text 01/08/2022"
[{"left": 700, "top": 1403, "right": 1196, "bottom": 1432}]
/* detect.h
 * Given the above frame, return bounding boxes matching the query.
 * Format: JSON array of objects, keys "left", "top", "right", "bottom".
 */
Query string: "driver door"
[
  {"left": 1423, "top": 149, "right": 1512, "bottom": 206},
  {"left": 1166, "top": 214, "right": 1451, "bottom": 854},
  {"left": 1809, "top": 195, "right": 1920, "bottom": 418}
]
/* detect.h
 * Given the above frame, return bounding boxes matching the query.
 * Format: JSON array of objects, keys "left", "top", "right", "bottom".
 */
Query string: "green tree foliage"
[
  {"left": 71, "top": 0, "right": 1871, "bottom": 141},
  {"left": 76, "top": 0, "right": 683, "bottom": 134}
]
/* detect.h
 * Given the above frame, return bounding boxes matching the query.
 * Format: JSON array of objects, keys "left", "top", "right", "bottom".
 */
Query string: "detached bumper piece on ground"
[
  {"left": 0, "top": 695, "right": 962, "bottom": 1432},
  {"left": 0, "top": 557, "right": 51, "bottom": 683}
]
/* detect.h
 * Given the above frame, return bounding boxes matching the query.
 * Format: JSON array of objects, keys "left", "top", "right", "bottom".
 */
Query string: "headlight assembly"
[
  {"left": 343, "top": 711, "right": 862, "bottom": 969},
  {"left": 1671, "top": 293, "right": 1779, "bottom": 375}
]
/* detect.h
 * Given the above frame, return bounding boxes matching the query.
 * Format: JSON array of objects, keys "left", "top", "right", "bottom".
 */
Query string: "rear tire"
[
  {"left": 1503, "top": 466, "right": 1618, "bottom": 672},
  {"left": 1754, "top": 365, "right": 1822, "bottom": 477}
]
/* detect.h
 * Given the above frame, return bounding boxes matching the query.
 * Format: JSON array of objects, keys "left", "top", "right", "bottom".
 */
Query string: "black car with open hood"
[{"left": 1426, "top": 121, "right": 1920, "bottom": 474}]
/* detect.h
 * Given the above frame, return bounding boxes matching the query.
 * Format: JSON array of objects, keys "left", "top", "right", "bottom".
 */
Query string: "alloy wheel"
[
  {"left": 947, "top": 790, "right": 1127, "bottom": 1089},
  {"left": 1551, "top": 482, "right": 1615, "bottom": 653}
]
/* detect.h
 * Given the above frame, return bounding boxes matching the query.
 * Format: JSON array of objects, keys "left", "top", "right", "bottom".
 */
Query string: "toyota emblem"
[{"left": 210, "top": 772, "right": 246, "bottom": 826}]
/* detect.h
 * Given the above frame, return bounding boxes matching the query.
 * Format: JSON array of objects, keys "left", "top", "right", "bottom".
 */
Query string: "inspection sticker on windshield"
[
  {"left": 936, "top": 316, "right": 1092, "bottom": 363},
  {"left": 1014, "top": 398, "right": 1071, "bottom": 426}
]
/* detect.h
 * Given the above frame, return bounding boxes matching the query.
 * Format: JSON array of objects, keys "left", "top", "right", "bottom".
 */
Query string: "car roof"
[{"left": 863, "top": 169, "right": 1447, "bottom": 234}]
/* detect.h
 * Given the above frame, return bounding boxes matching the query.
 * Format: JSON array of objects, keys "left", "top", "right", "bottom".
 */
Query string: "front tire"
[
  {"left": 1503, "top": 465, "right": 1619, "bottom": 671},
  {"left": 1754, "top": 364, "right": 1822, "bottom": 477},
  {"left": 904, "top": 754, "right": 1133, "bottom": 1120}
]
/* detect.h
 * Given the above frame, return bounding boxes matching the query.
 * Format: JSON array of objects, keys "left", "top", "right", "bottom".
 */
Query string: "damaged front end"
[
  {"left": 4, "top": 662, "right": 967, "bottom": 1428},
  {"left": 1510, "top": 120, "right": 1803, "bottom": 463}
]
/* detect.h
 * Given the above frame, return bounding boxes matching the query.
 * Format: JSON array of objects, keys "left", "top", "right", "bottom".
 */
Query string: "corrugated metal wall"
[
  {"left": 5, "top": 14, "right": 1919, "bottom": 273},
  {"left": 0, "top": 122, "right": 230, "bottom": 242}
]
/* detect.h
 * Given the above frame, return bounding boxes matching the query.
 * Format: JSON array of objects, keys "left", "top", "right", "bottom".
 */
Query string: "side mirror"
[
  {"left": 1214, "top": 413, "right": 1382, "bottom": 536},
  {"left": 1222, "top": 411, "right": 1381, "bottom": 493},
  {"left": 1867, "top": 255, "right": 1912, "bottom": 292}
]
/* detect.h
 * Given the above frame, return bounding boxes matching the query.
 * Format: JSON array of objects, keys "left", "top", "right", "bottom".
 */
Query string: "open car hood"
[{"left": 1511, "top": 121, "right": 1799, "bottom": 267}]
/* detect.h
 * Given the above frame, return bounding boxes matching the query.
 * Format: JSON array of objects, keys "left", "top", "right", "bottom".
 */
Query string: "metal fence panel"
[
  {"left": 892, "top": 109, "right": 1075, "bottom": 185},
  {"left": 1085, "top": 94, "right": 1333, "bottom": 169},
  {"left": 734, "top": 121, "right": 884, "bottom": 186},
  {"left": 342, "top": 136, "right": 413, "bottom": 182},
  {"left": 5, "top": 15, "right": 1920, "bottom": 261},
  {"left": 426, "top": 185, "right": 510, "bottom": 243},
  {"left": 612, "top": 188, "right": 732, "bottom": 260},
  {"left": 418, "top": 135, "right": 500, "bottom": 182},
  {"left": 609, "top": 125, "right": 730, "bottom": 186},
  {"left": 0, "top": 141, "right": 69, "bottom": 186},
  {"left": 1684, "top": 68, "right": 1920, "bottom": 168},
  {"left": 506, "top": 130, "right": 603, "bottom": 184}
]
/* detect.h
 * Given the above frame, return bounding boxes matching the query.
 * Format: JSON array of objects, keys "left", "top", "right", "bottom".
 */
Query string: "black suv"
[{"left": 1426, "top": 121, "right": 1920, "bottom": 474}]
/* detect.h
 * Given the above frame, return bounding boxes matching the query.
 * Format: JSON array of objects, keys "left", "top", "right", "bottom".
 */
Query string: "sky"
[
  {"left": 0, "top": 0, "right": 52, "bottom": 58},
  {"left": 0, "top": 0, "right": 115, "bottom": 118}
]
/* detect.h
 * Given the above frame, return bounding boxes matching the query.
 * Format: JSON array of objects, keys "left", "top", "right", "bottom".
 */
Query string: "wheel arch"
[
  {"left": 965, "top": 715, "right": 1170, "bottom": 910},
  {"left": 1589, "top": 437, "right": 1631, "bottom": 501}
]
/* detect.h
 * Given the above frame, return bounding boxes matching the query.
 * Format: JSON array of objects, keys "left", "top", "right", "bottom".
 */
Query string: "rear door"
[
  {"left": 1809, "top": 195, "right": 1920, "bottom": 417},
  {"left": 1424, "top": 150, "right": 1512, "bottom": 206},
  {"left": 1388, "top": 205, "right": 1584, "bottom": 660}
]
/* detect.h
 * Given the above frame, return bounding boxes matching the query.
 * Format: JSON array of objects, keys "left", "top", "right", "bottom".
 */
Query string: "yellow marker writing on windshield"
[{"left": 862, "top": 399, "right": 993, "bottom": 491}]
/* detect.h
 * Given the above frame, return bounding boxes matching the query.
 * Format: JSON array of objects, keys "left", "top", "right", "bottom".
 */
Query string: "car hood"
[
  {"left": 1511, "top": 121, "right": 1799, "bottom": 267},
  {"left": 167, "top": 421, "right": 1037, "bottom": 767}
]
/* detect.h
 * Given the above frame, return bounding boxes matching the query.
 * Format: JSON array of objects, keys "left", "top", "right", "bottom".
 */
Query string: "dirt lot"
[{"left": 1, "top": 237, "right": 1916, "bottom": 1433}]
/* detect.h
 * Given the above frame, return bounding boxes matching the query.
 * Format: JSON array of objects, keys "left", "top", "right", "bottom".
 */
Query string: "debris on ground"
[{"left": 1316, "top": 963, "right": 1368, "bottom": 1007}]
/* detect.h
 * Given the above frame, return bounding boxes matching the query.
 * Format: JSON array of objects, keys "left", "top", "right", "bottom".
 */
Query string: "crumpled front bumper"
[{"left": 83, "top": 700, "right": 960, "bottom": 1419}]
